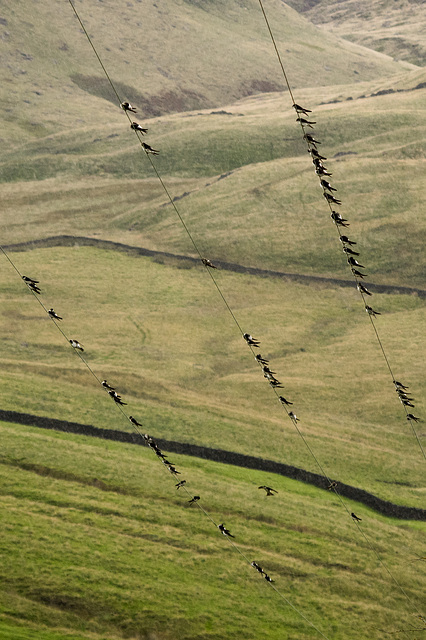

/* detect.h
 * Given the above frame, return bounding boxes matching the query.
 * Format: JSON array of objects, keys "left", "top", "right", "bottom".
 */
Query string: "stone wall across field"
[{"left": 1, "top": 409, "right": 424, "bottom": 521}]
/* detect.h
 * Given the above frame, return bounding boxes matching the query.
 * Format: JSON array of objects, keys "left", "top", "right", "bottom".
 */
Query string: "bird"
[
  {"left": 258, "top": 486, "right": 278, "bottom": 496},
  {"left": 315, "top": 166, "right": 332, "bottom": 177},
  {"left": 268, "top": 378, "right": 284, "bottom": 389},
  {"left": 293, "top": 103, "right": 312, "bottom": 115},
  {"left": 406, "top": 414, "right": 420, "bottom": 422},
  {"left": 393, "top": 380, "right": 409, "bottom": 390},
  {"left": 304, "top": 134, "right": 321, "bottom": 145},
  {"left": 365, "top": 305, "right": 381, "bottom": 317},
  {"left": 401, "top": 399, "right": 415, "bottom": 407},
  {"left": 121, "top": 101, "right": 137, "bottom": 113},
  {"left": 263, "top": 365, "right": 277, "bottom": 375},
  {"left": 279, "top": 395, "right": 293, "bottom": 406},
  {"left": 251, "top": 561, "right": 264, "bottom": 574},
  {"left": 202, "top": 258, "right": 217, "bottom": 269},
  {"left": 28, "top": 282, "right": 41, "bottom": 294},
  {"left": 339, "top": 235, "right": 356, "bottom": 246},
  {"left": 22, "top": 275, "right": 39, "bottom": 284},
  {"left": 167, "top": 465, "right": 181, "bottom": 475},
  {"left": 357, "top": 283, "right": 372, "bottom": 296},
  {"left": 310, "top": 147, "right": 326, "bottom": 159},
  {"left": 69, "top": 339, "right": 84, "bottom": 351},
  {"left": 327, "top": 481, "right": 337, "bottom": 491},
  {"left": 188, "top": 495, "right": 200, "bottom": 505},
  {"left": 130, "top": 121, "right": 148, "bottom": 134},
  {"left": 289, "top": 411, "right": 299, "bottom": 422},
  {"left": 297, "top": 117, "right": 316, "bottom": 128},
  {"left": 48, "top": 308, "right": 62, "bottom": 320},
  {"left": 343, "top": 246, "right": 360, "bottom": 256},
  {"left": 108, "top": 390, "right": 127, "bottom": 405},
  {"left": 320, "top": 179, "right": 337, "bottom": 192},
  {"left": 102, "top": 380, "right": 115, "bottom": 391},
  {"left": 351, "top": 268, "right": 367, "bottom": 279},
  {"left": 324, "top": 192, "right": 342, "bottom": 205},
  {"left": 243, "top": 333, "right": 260, "bottom": 347},
  {"left": 347, "top": 257, "right": 365, "bottom": 268},
  {"left": 331, "top": 211, "right": 349, "bottom": 227},
  {"left": 351, "top": 512, "right": 362, "bottom": 522},
  {"left": 129, "top": 416, "right": 143, "bottom": 427},
  {"left": 176, "top": 480, "right": 186, "bottom": 489},
  {"left": 264, "top": 574, "right": 274, "bottom": 583},
  {"left": 218, "top": 523, "right": 234, "bottom": 538},
  {"left": 255, "top": 354, "right": 269, "bottom": 365},
  {"left": 142, "top": 142, "right": 159, "bottom": 155}
]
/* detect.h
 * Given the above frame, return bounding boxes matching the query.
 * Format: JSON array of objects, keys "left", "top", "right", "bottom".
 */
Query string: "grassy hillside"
[
  {"left": 1, "top": 421, "right": 425, "bottom": 640},
  {"left": 285, "top": 0, "right": 426, "bottom": 66}
]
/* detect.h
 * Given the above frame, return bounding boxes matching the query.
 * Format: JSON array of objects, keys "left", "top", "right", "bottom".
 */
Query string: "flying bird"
[
  {"left": 121, "top": 101, "right": 137, "bottom": 113},
  {"left": 255, "top": 354, "right": 269, "bottom": 365},
  {"left": 406, "top": 414, "right": 420, "bottom": 422},
  {"left": 176, "top": 480, "right": 186, "bottom": 489},
  {"left": 218, "top": 523, "right": 234, "bottom": 538},
  {"left": 130, "top": 121, "right": 148, "bottom": 134},
  {"left": 347, "top": 257, "right": 364, "bottom": 268},
  {"left": 357, "top": 283, "right": 372, "bottom": 296},
  {"left": 108, "top": 390, "right": 127, "bottom": 405},
  {"left": 323, "top": 192, "right": 342, "bottom": 205},
  {"left": 293, "top": 103, "right": 312, "bottom": 115},
  {"left": 102, "top": 380, "right": 115, "bottom": 391},
  {"left": 279, "top": 395, "right": 293, "bottom": 406},
  {"left": 343, "top": 246, "right": 360, "bottom": 256},
  {"left": 69, "top": 339, "right": 84, "bottom": 351},
  {"left": 320, "top": 179, "right": 337, "bottom": 192},
  {"left": 365, "top": 305, "right": 381, "bottom": 317},
  {"left": 304, "top": 133, "right": 321, "bottom": 146},
  {"left": 48, "top": 308, "right": 62, "bottom": 320},
  {"left": 142, "top": 142, "right": 160, "bottom": 155},
  {"left": 243, "top": 333, "right": 260, "bottom": 347},
  {"left": 129, "top": 416, "right": 143, "bottom": 427},
  {"left": 351, "top": 512, "right": 362, "bottom": 522},
  {"left": 258, "top": 486, "right": 278, "bottom": 496},
  {"left": 289, "top": 411, "right": 299, "bottom": 422},
  {"left": 188, "top": 496, "right": 200, "bottom": 505},
  {"left": 202, "top": 258, "right": 217, "bottom": 269},
  {"left": 339, "top": 235, "right": 356, "bottom": 246},
  {"left": 351, "top": 268, "right": 367, "bottom": 279},
  {"left": 297, "top": 117, "right": 316, "bottom": 128}
]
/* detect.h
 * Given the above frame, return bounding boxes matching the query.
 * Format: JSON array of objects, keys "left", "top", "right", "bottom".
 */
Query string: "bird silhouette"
[
  {"left": 297, "top": 117, "right": 316, "bottom": 128},
  {"left": 176, "top": 480, "right": 186, "bottom": 489},
  {"left": 365, "top": 305, "right": 381, "bottom": 317},
  {"left": 255, "top": 354, "right": 269, "bottom": 365},
  {"left": 108, "top": 390, "right": 127, "bottom": 405},
  {"left": 48, "top": 308, "right": 62, "bottom": 320},
  {"left": 251, "top": 561, "right": 264, "bottom": 574},
  {"left": 142, "top": 142, "right": 159, "bottom": 155},
  {"left": 304, "top": 133, "right": 321, "bottom": 146},
  {"left": 331, "top": 211, "right": 349, "bottom": 227},
  {"left": 102, "top": 380, "right": 115, "bottom": 391},
  {"left": 406, "top": 413, "right": 420, "bottom": 422},
  {"left": 320, "top": 179, "right": 337, "bottom": 192},
  {"left": 310, "top": 147, "right": 326, "bottom": 160},
  {"left": 323, "top": 192, "right": 342, "bottom": 205},
  {"left": 218, "top": 523, "right": 234, "bottom": 538},
  {"left": 130, "top": 121, "right": 148, "bottom": 134},
  {"left": 351, "top": 268, "right": 367, "bottom": 279},
  {"left": 188, "top": 496, "right": 200, "bottom": 505},
  {"left": 243, "top": 333, "right": 260, "bottom": 347},
  {"left": 343, "top": 246, "right": 360, "bottom": 256},
  {"left": 129, "top": 416, "right": 143, "bottom": 427},
  {"left": 289, "top": 411, "right": 299, "bottom": 422},
  {"left": 357, "top": 283, "right": 372, "bottom": 296},
  {"left": 339, "top": 235, "right": 356, "bottom": 246},
  {"left": 69, "top": 339, "right": 84, "bottom": 351},
  {"left": 279, "top": 395, "right": 293, "bottom": 406},
  {"left": 121, "top": 101, "right": 137, "bottom": 113},
  {"left": 293, "top": 103, "right": 312, "bottom": 115},
  {"left": 351, "top": 512, "right": 362, "bottom": 522},
  {"left": 347, "top": 257, "right": 365, "bottom": 268}
]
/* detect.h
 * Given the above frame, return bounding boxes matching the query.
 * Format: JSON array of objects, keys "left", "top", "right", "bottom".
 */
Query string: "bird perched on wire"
[
  {"left": 251, "top": 561, "right": 264, "bottom": 574},
  {"left": 310, "top": 147, "right": 326, "bottom": 160},
  {"left": 315, "top": 165, "right": 332, "bottom": 177},
  {"left": 267, "top": 377, "right": 284, "bottom": 389},
  {"left": 342, "top": 246, "right": 360, "bottom": 257},
  {"left": 130, "top": 121, "right": 148, "bottom": 134},
  {"left": 243, "top": 333, "right": 260, "bottom": 347},
  {"left": 339, "top": 235, "right": 356, "bottom": 246},
  {"left": 48, "top": 308, "right": 62, "bottom": 320},
  {"left": 176, "top": 480, "right": 186, "bottom": 489},
  {"left": 202, "top": 258, "right": 217, "bottom": 269},
  {"left": 121, "top": 101, "right": 137, "bottom": 113},
  {"left": 129, "top": 416, "right": 143, "bottom": 427},
  {"left": 289, "top": 411, "right": 300, "bottom": 423},
  {"left": 22, "top": 275, "right": 39, "bottom": 285},
  {"left": 142, "top": 142, "right": 160, "bottom": 155},
  {"left": 102, "top": 380, "right": 115, "bottom": 391},
  {"left": 255, "top": 354, "right": 269, "bottom": 365},
  {"left": 304, "top": 133, "right": 321, "bottom": 146},
  {"left": 188, "top": 496, "right": 200, "bottom": 505},
  {"left": 264, "top": 574, "right": 274, "bottom": 583},
  {"left": 218, "top": 523, "right": 234, "bottom": 538},
  {"left": 69, "top": 339, "right": 84, "bottom": 351},
  {"left": 108, "top": 390, "right": 127, "bottom": 405},
  {"left": 263, "top": 365, "right": 277, "bottom": 376},
  {"left": 324, "top": 192, "right": 342, "bottom": 205},
  {"left": 293, "top": 103, "right": 312, "bottom": 115},
  {"left": 279, "top": 395, "right": 293, "bottom": 406},
  {"left": 365, "top": 305, "right": 381, "bottom": 318},
  {"left": 351, "top": 268, "right": 367, "bottom": 279},
  {"left": 167, "top": 465, "right": 181, "bottom": 475},
  {"left": 258, "top": 486, "right": 278, "bottom": 496},
  {"left": 401, "top": 398, "right": 415, "bottom": 408},
  {"left": 406, "top": 413, "right": 420, "bottom": 422},
  {"left": 357, "top": 283, "right": 372, "bottom": 296},
  {"left": 320, "top": 179, "right": 337, "bottom": 192},
  {"left": 393, "top": 380, "right": 409, "bottom": 390},
  {"left": 331, "top": 211, "right": 349, "bottom": 227},
  {"left": 297, "top": 117, "right": 316, "bottom": 128},
  {"left": 351, "top": 512, "right": 362, "bottom": 522},
  {"left": 347, "top": 257, "right": 365, "bottom": 268},
  {"left": 22, "top": 276, "right": 41, "bottom": 294}
]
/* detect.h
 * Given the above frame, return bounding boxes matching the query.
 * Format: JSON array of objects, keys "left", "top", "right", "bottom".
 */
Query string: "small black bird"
[
  {"left": 343, "top": 246, "right": 360, "bottom": 256},
  {"left": 323, "top": 192, "right": 342, "bottom": 205},
  {"left": 393, "top": 380, "right": 409, "bottom": 390},
  {"left": 321, "top": 179, "right": 337, "bottom": 192},
  {"left": 310, "top": 147, "right": 326, "bottom": 159},
  {"left": 406, "top": 413, "right": 420, "bottom": 422},
  {"left": 129, "top": 416, "right": 143, "bottom": 427},
  {"left": 108, "top": 390, "right": 127, "bottom": 405},
  {"left": 268, "top": 378, "right": 284, "bottom": 389},
  {"left": 202, "top": 258, "right": 217, "bottom": 269},
  {"left": 130, "top": 121, "right": 148, "bottom": 134},
  {"left": 218, "top": 523, "right": 234, "bottom": 538},
  {"left": 188, "top": 496, "right": 200, "bottom": 505},
  {"left": 264, "top": 574, "right": 274, "bottom": 583},
  {"left": 347, "top": 257, "right": 365, "bottom": 268},
  {"left": 401, "top": 399, "right": 415, "bottom": 408},
  {"left": 251, "top": 561, "right": 264, "bottom": 574},
  {"left": 365, "top": 305, "right": 380, "bottom": 317},
  {"left": 351, "top": 512, "right": 362, "bottom": 522},
  {"left": 315, "top": 166, "right": 332, "bottom": 177},
  {"left": 357, "top": 283, "right": 372, "bottom": 296},
  {"left": 167, "top": 465, "right": 181, "bottom": 475},
  {"left": 255, "top": 354, "right": 269, "bottom": 365},
  {"left": 289, "top": 411, "right": 299, "bottom": 423},
  {"left": 142, "top": 142, "right": 159, "bottom": 155},
  {"left": 22, "top": 275, "right": 39, "bottom": 285},
  {"left": 297, "top": 117, "right": 316, "bottom": 128},
  {"left": 102, "top": 380, "right": 115, "bottom": 391},
  {"left": 176, "top": 480, "right": 186, "bottom": 489},
  {"left": 339, "top": 235, "right": 356, "bottom": 246},
  {"left": 397, "top": 392, "right": 414, "bottom": 402},
  {"left": 327, "top": 481, "right": 337, "bottom": 491},
  {"left": 48, "top": 308, "right": 62, "bottom": 320},
  {"left": 331, "top": 211, "right": 349, "bottom": 227},
  {"left": 304, "top": 133, "right": 321, "bottom": 145},
  {"left": 279, "top": 395, "right": 293, "bottom": 406},
  {"left": 259, "top": 486, "right": 277, "bottom": 496},
  {"left": 69, "top": 339, "right": 84, "bottom": 351},
  {"left": 29, "top": 283, "right": 41, "bottom": 294},
  {"left": 293, "top": 103, "right": 312, "bottom": 115},
  {"left": 121, "top": 101, "right": 137, "bottom": 113},
  {"left": 351, "top": 268, "right": 367, "bottom": 279},
  {"left": 243, "top": 333, "right": 260, "bottom": 347},
  {"left": 263, "top": 365, "right": 276, "bottom": 375}
]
